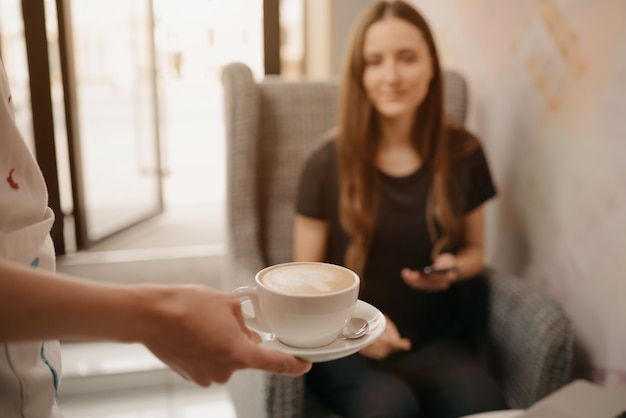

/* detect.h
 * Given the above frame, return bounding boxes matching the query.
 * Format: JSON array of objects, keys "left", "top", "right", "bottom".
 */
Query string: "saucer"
[{"left": 242, "top": 299, "right": 386, "bottom": 362}]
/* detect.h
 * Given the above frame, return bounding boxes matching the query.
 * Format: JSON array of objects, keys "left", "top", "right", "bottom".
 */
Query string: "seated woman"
[{"left": 293, "top": 1, "right": 508, "bottom": 417}]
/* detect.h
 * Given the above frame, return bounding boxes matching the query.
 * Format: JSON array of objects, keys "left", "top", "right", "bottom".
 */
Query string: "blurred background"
[{"left": 1, "top": 0, "right": 624, "bottom": 416}]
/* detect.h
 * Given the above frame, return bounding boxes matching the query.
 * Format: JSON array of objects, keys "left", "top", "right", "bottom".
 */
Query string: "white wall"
[{"left": 409, "top": 0, "right": 626, "bottom": 386}]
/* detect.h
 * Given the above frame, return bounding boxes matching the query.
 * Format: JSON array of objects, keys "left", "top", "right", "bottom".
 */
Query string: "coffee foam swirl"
[{"left": 261, "top": 265, "right": 353, "bottom": 295}]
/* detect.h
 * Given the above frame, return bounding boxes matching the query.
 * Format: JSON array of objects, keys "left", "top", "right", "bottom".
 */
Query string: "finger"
[
  {"left": 401, "top": 269, "right": 439, "bottom": 291},
  {"left": 417, "top": 277, "right": 448, "bottom": 292},
  {"left": 395, "top": 338, "right": 412, "bottom": 351},
  {"left": 243, "top": 344, "right": 312, "bottom": 376},
  {"left": 231, "top": 299, "right": 258, "bottom": 339},
  {"left": 160, "top": 358, "right": 211, "bottom": 386},
  {"left": 401, "top": 268, "right": 420, "bottom": 283},
  {"left": 388, "top": 334, "right": 411, "bottom": 351},
  {"left": 360, "top": 346, "right": 384, "bottom": 360},
  {"left": 248, "top": 330, "right": 262, "bottom": 344},
  {"left": 386, "top": 324, "right": 403, "bottom": 340},
  {"left": 427, "top": 277, "right": 451, "bottom": 291}
]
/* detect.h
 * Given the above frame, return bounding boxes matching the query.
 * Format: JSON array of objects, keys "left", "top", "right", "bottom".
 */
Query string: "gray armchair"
[{"left": 221, "top": 62, "right": 574, "bottom": 418}]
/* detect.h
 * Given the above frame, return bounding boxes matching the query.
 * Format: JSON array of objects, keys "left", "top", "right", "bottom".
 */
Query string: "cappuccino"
[
  {"left": 236, "top": 262, "right": 361, "bottom": 347},
  {"left": 260, "top": 263, "right": 356, "bottom": 295}
]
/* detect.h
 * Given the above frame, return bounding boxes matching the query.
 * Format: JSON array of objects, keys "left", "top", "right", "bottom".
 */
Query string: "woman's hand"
[
  {"left": 0, "top": 260, "right": 312, "bottom": 387},
  {"left": 138, "top": 285, "right": 312, "bottom": 386},
  {"left": 359, "top": 315, "right": 411, "bottom": 360},
  {"left": 400, "top": 252, "right": 459, "bottom": 292}
]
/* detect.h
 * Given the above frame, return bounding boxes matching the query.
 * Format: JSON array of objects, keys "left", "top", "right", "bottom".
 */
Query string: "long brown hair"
[{"left": 337, "top": 0, "right": 474, "bottom": 274}]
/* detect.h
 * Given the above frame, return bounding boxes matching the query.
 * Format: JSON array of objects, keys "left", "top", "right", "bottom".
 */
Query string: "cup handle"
[{"left": 233, "top": 286, "right": 271, "bottom": 333}]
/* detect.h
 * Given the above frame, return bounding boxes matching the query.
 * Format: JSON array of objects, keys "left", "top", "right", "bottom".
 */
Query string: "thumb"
[{"left": 393, "top": 337, "right": 412, "bottom": 351}]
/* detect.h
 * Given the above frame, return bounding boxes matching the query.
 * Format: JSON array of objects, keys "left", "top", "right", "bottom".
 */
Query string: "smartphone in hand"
[{"left": 419, "top": 266, "right": 456, "bottom": 275}]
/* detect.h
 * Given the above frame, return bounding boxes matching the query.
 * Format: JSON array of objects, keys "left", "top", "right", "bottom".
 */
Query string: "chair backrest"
[
  {"left": 222, "top": 66, "right": 575, "bottom": 413},
  {"left": 221, "top": 62, "right": 468, "bottom": 288}
]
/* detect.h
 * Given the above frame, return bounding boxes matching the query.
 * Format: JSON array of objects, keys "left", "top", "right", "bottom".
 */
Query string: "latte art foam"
[{"left": 261, "top": 264, "right": 355, "bottom": 295}]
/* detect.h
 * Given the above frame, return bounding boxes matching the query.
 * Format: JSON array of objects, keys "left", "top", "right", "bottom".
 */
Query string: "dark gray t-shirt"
[{"left": 296, "top": 127, "right": 496, "bottom": 347}]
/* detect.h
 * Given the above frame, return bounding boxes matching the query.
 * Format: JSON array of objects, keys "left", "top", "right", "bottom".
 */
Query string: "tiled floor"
[{"left": 57, "top": 341, "right": 237, "bottom": 418}]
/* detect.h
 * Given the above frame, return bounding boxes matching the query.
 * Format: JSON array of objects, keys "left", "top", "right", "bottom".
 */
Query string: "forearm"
[
  {"left": 454, "top": 204, "right": 487, "bottom": 281},
  {"left": 453, "top": 244, "right": 484, "bottom": 281},
  {"left": 293, "top": 215, "right": 328, "bottom": 261},
  {"left": 0, "top": 259, "right": 157, "bottom": 343},
  {"left": 0, "top": 259, "right": 313, "bottom": 383}
]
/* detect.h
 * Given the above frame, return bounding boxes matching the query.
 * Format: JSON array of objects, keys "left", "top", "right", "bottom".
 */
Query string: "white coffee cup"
[{"left": 234, "top": 262, "right": 360, "bottom": 348}]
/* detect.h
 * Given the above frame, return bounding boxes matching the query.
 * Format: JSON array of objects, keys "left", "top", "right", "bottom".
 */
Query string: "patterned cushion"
[
  {"left": 258, "top": 79, "right": 338, "bottom": 266},
  {"left": 488, "top": 269, "right": 574, "bottom": 408}
]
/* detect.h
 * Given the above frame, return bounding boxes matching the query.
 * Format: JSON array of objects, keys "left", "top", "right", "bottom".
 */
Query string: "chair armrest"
[
  {"left": 487, "top": 268, "right": 574, "bottom": 408},
  {"left": 245, "top": 373, "right": 340, "bottom": 418},
  {"left": 267, "top": 374, "right": 306, "bottom": 418}
]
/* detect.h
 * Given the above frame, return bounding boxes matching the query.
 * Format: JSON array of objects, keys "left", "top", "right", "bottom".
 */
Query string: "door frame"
[
  {"left": 17, "top": 0, "right": 283, "bottom": 254},
  {"left": 54, "top": 0, "right": 165, "bottom": 250}
]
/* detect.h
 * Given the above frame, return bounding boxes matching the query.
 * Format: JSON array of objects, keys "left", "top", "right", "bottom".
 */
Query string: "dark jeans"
[{"left": 306, "top": 340, "right": 508, "bottom": 418}]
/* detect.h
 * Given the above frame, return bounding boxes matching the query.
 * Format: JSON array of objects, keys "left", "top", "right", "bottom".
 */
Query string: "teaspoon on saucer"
[{"left": 341, "top": 317, "right": 369, "bottom": 339}]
